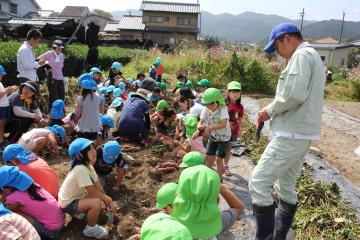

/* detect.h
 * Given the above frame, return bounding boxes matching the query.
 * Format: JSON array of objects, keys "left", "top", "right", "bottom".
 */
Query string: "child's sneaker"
[
  {"left": 224, "top": 165, "right": 232, "bottom": 176},
  {"left": 83, "top": 225, "right": 108, "bottom": 239}
]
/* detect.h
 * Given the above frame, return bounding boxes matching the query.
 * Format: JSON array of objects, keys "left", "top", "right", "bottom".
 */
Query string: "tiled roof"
[
  {"left": 140, "top": 1, "right": 200, "bottom": 14},
  {"left": 311, "top": 43, "right": 353, "bottom": 50},
  {"left": 60, "top": 6, "right": 89, "bottom": 17},
  {"left": 119, "top": 16, "right": 145, "bottom": 31},
  {"left": 104, "top": 22, "right": 120, "bottom": 32}
]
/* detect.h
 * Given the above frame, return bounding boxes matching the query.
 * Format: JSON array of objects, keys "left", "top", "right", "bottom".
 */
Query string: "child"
[
  {"left": 149, "top": 61, "right": 159, "bottom": 80},
  {"left": 173, "top": 114, "right": 206, "bottom": 158},
  {"left": 49, "top": 99, "right": 65, "bottom": 126},
  {"left": 172, "top": 165, "right": 244, "bottom": 239},
  {"left": 100, "top": 114, "right": 114, "bottom": 141},
  {"left": 224, "top": 81, "right": 244, "bottom": 176},
  {"left": 133, "top": 72, "right": 145, "bottom": 91},
  {"left": 178, "top": 151, "right": 205, "bottom": 168},
  {"left": 0, "top": 166, "right": 64, "bottom": 239},
  {"left": 193, "top": 88, "right": 231, "bottom": 176},
  {"left": 94, "top": 141, "right": 127, "bottom": 191},
  {"left": 107, "top": 97, "right": 123, "bottom": 132},
  {"left": 155, "top": 182, "right": 177, "bottom": 214},
  {"left": 155, "top": 57, "right": 164, "bottom": 82},
  {"left": 156, "top": 109, "right": 176, "bottom": 135},
  {"left": 3, "top": 144, "right": 60, "bottom": 198},
  {"left": 150, "top": 100, "right": 168, "bottom": 126},
  {"left": 108, "top": 62, "right": 122, "bottom": 86},
  {"left": 157, "top": 82, "right": 168, "bottom": 99},
  {"left": 18, "top": 125, "right": 64, "bottom": 155},
  {"left": 76, "top": 78, "right": 102, "bottom": 141},
  {"left": 105, "top": 85, "right": 115, "bottom": 108},
  {"left": 0, "top": 65, "right": 10, "bottom": 148},
  {"left": 58, "top": 138, "right": 118, "bottom": 239},
  {"left": 63, "top": 109, "right": 78, "bottom": 128},
  {"left": 196, "top": 78, "right": 210, "bottom": 104},
  {"left": 148, "top": 88, "right": 161, "bottom": 108},
  {"left": 0, "top": 201, "right": 41, "bottom": 240}
]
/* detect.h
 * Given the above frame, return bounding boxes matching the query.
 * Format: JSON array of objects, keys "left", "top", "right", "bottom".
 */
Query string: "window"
[
  {"left": 341, "top": 58, "right": 345, "bottom": 66},
  {"left": 321, "top": 56, "right": 326, "bottom": 61},
  {"left": 163, "top": 16, "right": 170, "bottom": 21},
  {"left": 149, "top": 16, "right": 163, "bottom": 23},
  {"left": 120, "top": 34, "right": 134, "bottom": 40},
  {"left": 177, "top": 17, "right": 190, "bottom": 25},
  {"left": 0, "top": 4, "right": 2, "bottom": 11},
  {"left": 10, "top": 3, "right": 17, "bottom": 14}
]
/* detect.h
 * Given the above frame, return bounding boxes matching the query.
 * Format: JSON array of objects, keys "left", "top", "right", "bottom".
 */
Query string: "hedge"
[{"left": 0, "top": 40, "right": 134, "bottom": 86}]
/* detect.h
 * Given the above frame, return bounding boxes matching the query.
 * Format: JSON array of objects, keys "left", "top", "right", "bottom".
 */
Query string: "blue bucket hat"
[
  {"left": 263, "top": 23, "right": 301, "bottom": 53},
  {"left": 109, "top": 97, "right": 124, "bottom": 108},
  {"left": 3, "top": 144, "right": 36, "bottom": 164},
  {"left": 77, "top": 73, "right": 93, "bottom": 87},
  {"left": 68, "top": 138, "right": 93, "bottom": 159},
  {"left": 127, "top": 78, "right": 134, "bottom": 85},
  {"left": 111, "top": 62, "right": 122, "bottom": 70},
  {"left": 90, "top": 67, "right": 101, "bottom": 74},
  {"left": 118, "top": 82, "right": 126, "bottom": 91},
  {"left": 99, "top": 87, "right": 107, "bottom": 95},
  {"left": 0, "top": 166, "right": 33, "bottom": 191},
  {"left": 0, "top": 65, "right": 6, "bottom": 75},
  {"left": 107, "top": 85, "right": 116, "bottom": 93},
  {"left": 51, "top": 99, "right": 65, "bottom": 119},
  {"left": 81, "top": 79, "right": 97, "bottom": 90},
  {"left": 102, "top": 141, "right": 121, "bottom": 164},
  {"left": 113, "top": 88, "right": 122, "bottom": 98},
  {"left": 48, "top": 125, "right": 65, "bottom": 140},
  {"left": 101, "top": 114, "right": 114, "bottom": 128}
]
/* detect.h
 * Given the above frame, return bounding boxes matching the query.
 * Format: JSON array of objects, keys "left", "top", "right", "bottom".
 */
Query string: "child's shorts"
[
  {"left": 206, "top": 140, "right": 230, "bottom": 158},
  {"left": 62, "top": 199, "right": 81, "bottom": 216},
  {"left": 32, "top": 220, "right": 63, "bottom": 239},
  {"left": 0, "top": 106, "right": 10, "bottom": 119}
]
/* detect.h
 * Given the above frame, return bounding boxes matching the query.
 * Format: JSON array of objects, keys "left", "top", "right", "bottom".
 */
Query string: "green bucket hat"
[
  {"left": 185, "top": 81, "right": 194, "bottom": 89},
  {"left": 172, "top": 165, "right": 221, "bottom": 238},
  {"left": 183, "top": 114, "right": 198, "bottom": 138},
  {"left": 176, "top": 81, "right": 185, "bottom": 89},
  {"left": 227, "top": 81, "right": 242, "bottom": 91},
  {"left": 201, "top": 88, "right": 225, "bottom": 107},
  {"left": 156, "top": 100, "right": 168, "bottom": 112},
  {"left": 141, "top": 213, "right": 192, "bottom": 240},
  {"left": 156, "top": 182, "right": 178, "bottom": 209},
  {"left": 179, "top": 151, "right": 205, "bottom": 168},
  {"left": 197, "top": 79, "right": 210, "bottom": 87}
]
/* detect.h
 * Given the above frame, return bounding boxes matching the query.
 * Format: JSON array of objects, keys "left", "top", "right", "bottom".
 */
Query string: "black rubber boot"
[
  {"left": 273, "top": 198, "right": 297, "bottom": 240},
  {"left": 253, "top": 203, "right": 276, "bottom": 240}
]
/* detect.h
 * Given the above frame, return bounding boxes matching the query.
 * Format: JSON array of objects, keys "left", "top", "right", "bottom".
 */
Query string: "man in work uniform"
[{"left": 248, "top": 23, "right": 326, "bottom": 240}]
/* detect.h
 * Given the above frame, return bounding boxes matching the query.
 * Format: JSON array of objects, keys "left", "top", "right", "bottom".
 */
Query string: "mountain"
[{"left": 110, "top": 10, "right": 360, "bottom": 43}]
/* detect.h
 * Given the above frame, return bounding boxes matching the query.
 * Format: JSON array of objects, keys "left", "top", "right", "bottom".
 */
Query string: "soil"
[
  {"left": 51, "top": 139, "right": 180, "bottom": 240},
  {"left": 253, "top": 96, "right": 360, "bottom": 188}
]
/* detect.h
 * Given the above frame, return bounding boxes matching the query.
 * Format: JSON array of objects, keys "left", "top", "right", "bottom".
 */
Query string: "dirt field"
[
  {"left": 254, "top": 96, "right": 360, "bottom": 188},
  {"left": 51, "top": 139, "right": 180, "bottom": 240}
]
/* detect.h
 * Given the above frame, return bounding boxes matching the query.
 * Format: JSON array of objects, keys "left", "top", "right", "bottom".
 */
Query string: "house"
[
  {"left": 59, "top": 6, "right": 111, "bottom": 31},
  {"left": 111, "top": 1, "right": 201, "bottom": 45},
  {"left": 312, "top": 43, "right": 354, "bottom": 68},
  {"left": 314, "top": 37, "right": 340, "bottom": 44},
  {"left": 0, "top": 0, "right": 41, "bottom": 22}
]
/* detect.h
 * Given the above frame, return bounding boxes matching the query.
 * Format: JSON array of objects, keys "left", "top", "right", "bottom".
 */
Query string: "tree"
[{"left": 92, "top": 9, "right": 114, "bottom": 21}]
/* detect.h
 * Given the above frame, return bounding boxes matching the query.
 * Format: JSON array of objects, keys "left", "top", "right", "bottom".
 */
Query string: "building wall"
[
  {"left": 142, "top": 11, "right": 198, "bottom": 28},
  {"left": 83, "top": 15, "right": 111, "bottom": 31},
  {"left": 0, "top": 0, "right": 38, "bottom": 17},
  {"left": 119, "top": 30, "right": 143, "bottom": 40},
  {"left": 315, "top": 48, "right": 351, "bottom": 68},
  {"left": 143, "top": 31, "right": 197, "bottom": 45}
]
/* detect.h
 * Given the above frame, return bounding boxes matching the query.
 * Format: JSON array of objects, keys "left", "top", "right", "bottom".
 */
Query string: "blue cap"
[
  {"left": 81, "top": 79, "right": 97, "bottom": 90},
  {"left": 109, "top": 97, "right": 123, "bottom": 108},
  {"left": 0, "top": 65, "right": 6, "bottom": 75},
  {"left": 263, "top": 23, "right": 301, "bottom": 53},
  {"left": 90, "top": 67, "right": 101, "bottom": 74},
  {"left": 99, "top": 87, "right": 107, "bottom": 95},
  {"left": 77, "top": 73, "right": 93, "bottom": 87},
  {"left": 107, "top": 85, "right": 116, "bottom": 93},
  {"left": 48, "top": 125, "right": 65, "bottom": 140},
  {"left": 3, "top": 144, "right": 36, "bottom": 164},
  {"left": 118, "top": 82, "right": 126, "bottom": 91},
  {"left": 0, "top": 166, "right": 33, "bottom": 191},
  {"left": 127, "top": 78, "right": 133, "bottom": 85},
  {"left": 113, "top": 88, "right": 122, "bottom": 98},
  {"left": 101, "top": 114, "right": 114, "bottom": 128},
  {"left": 102, "top": 141, "right": 121, "bottom": 164},
  {"left": 68, "top": 138, "right": 93, "bottom": 159},
  {"left": 111, "top": 62, "right": 122, "bottom": 70},
  {"left": 51, "top": 99, "right": 65, "bottom": 118}
]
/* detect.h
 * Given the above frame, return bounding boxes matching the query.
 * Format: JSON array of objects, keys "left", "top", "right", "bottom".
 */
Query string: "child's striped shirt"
[{"left": 0, "top": 213, "right": 40, "bottom": 240}]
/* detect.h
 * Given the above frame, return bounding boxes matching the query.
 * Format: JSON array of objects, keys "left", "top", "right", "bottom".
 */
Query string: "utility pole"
[
  {"left": 299, "top": 8, "right": 305, "bottom": 32},
  {"left": 339, "top": 10, "right": 346, "bottom": 43}
]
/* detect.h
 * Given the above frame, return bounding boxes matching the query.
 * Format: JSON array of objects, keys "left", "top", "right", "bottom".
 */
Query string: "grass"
[{"left": 240, "top": 117, "right": 360, "bottom": 240}]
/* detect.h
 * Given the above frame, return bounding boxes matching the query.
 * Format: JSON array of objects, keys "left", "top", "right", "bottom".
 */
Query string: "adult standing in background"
[
  {"left": 17, "top": 29, "right": 46, "bottom": 83},
  {"left": 38, "top": 40, "right": 65, "bottom": 108},
  {"left": 248, "top": 23, "right": 326, "bottom": 240}
]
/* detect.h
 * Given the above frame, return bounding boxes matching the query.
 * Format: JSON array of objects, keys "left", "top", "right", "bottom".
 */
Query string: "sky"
[{"left": 36, "top": 0, "right": 360, "bottom": 21}]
